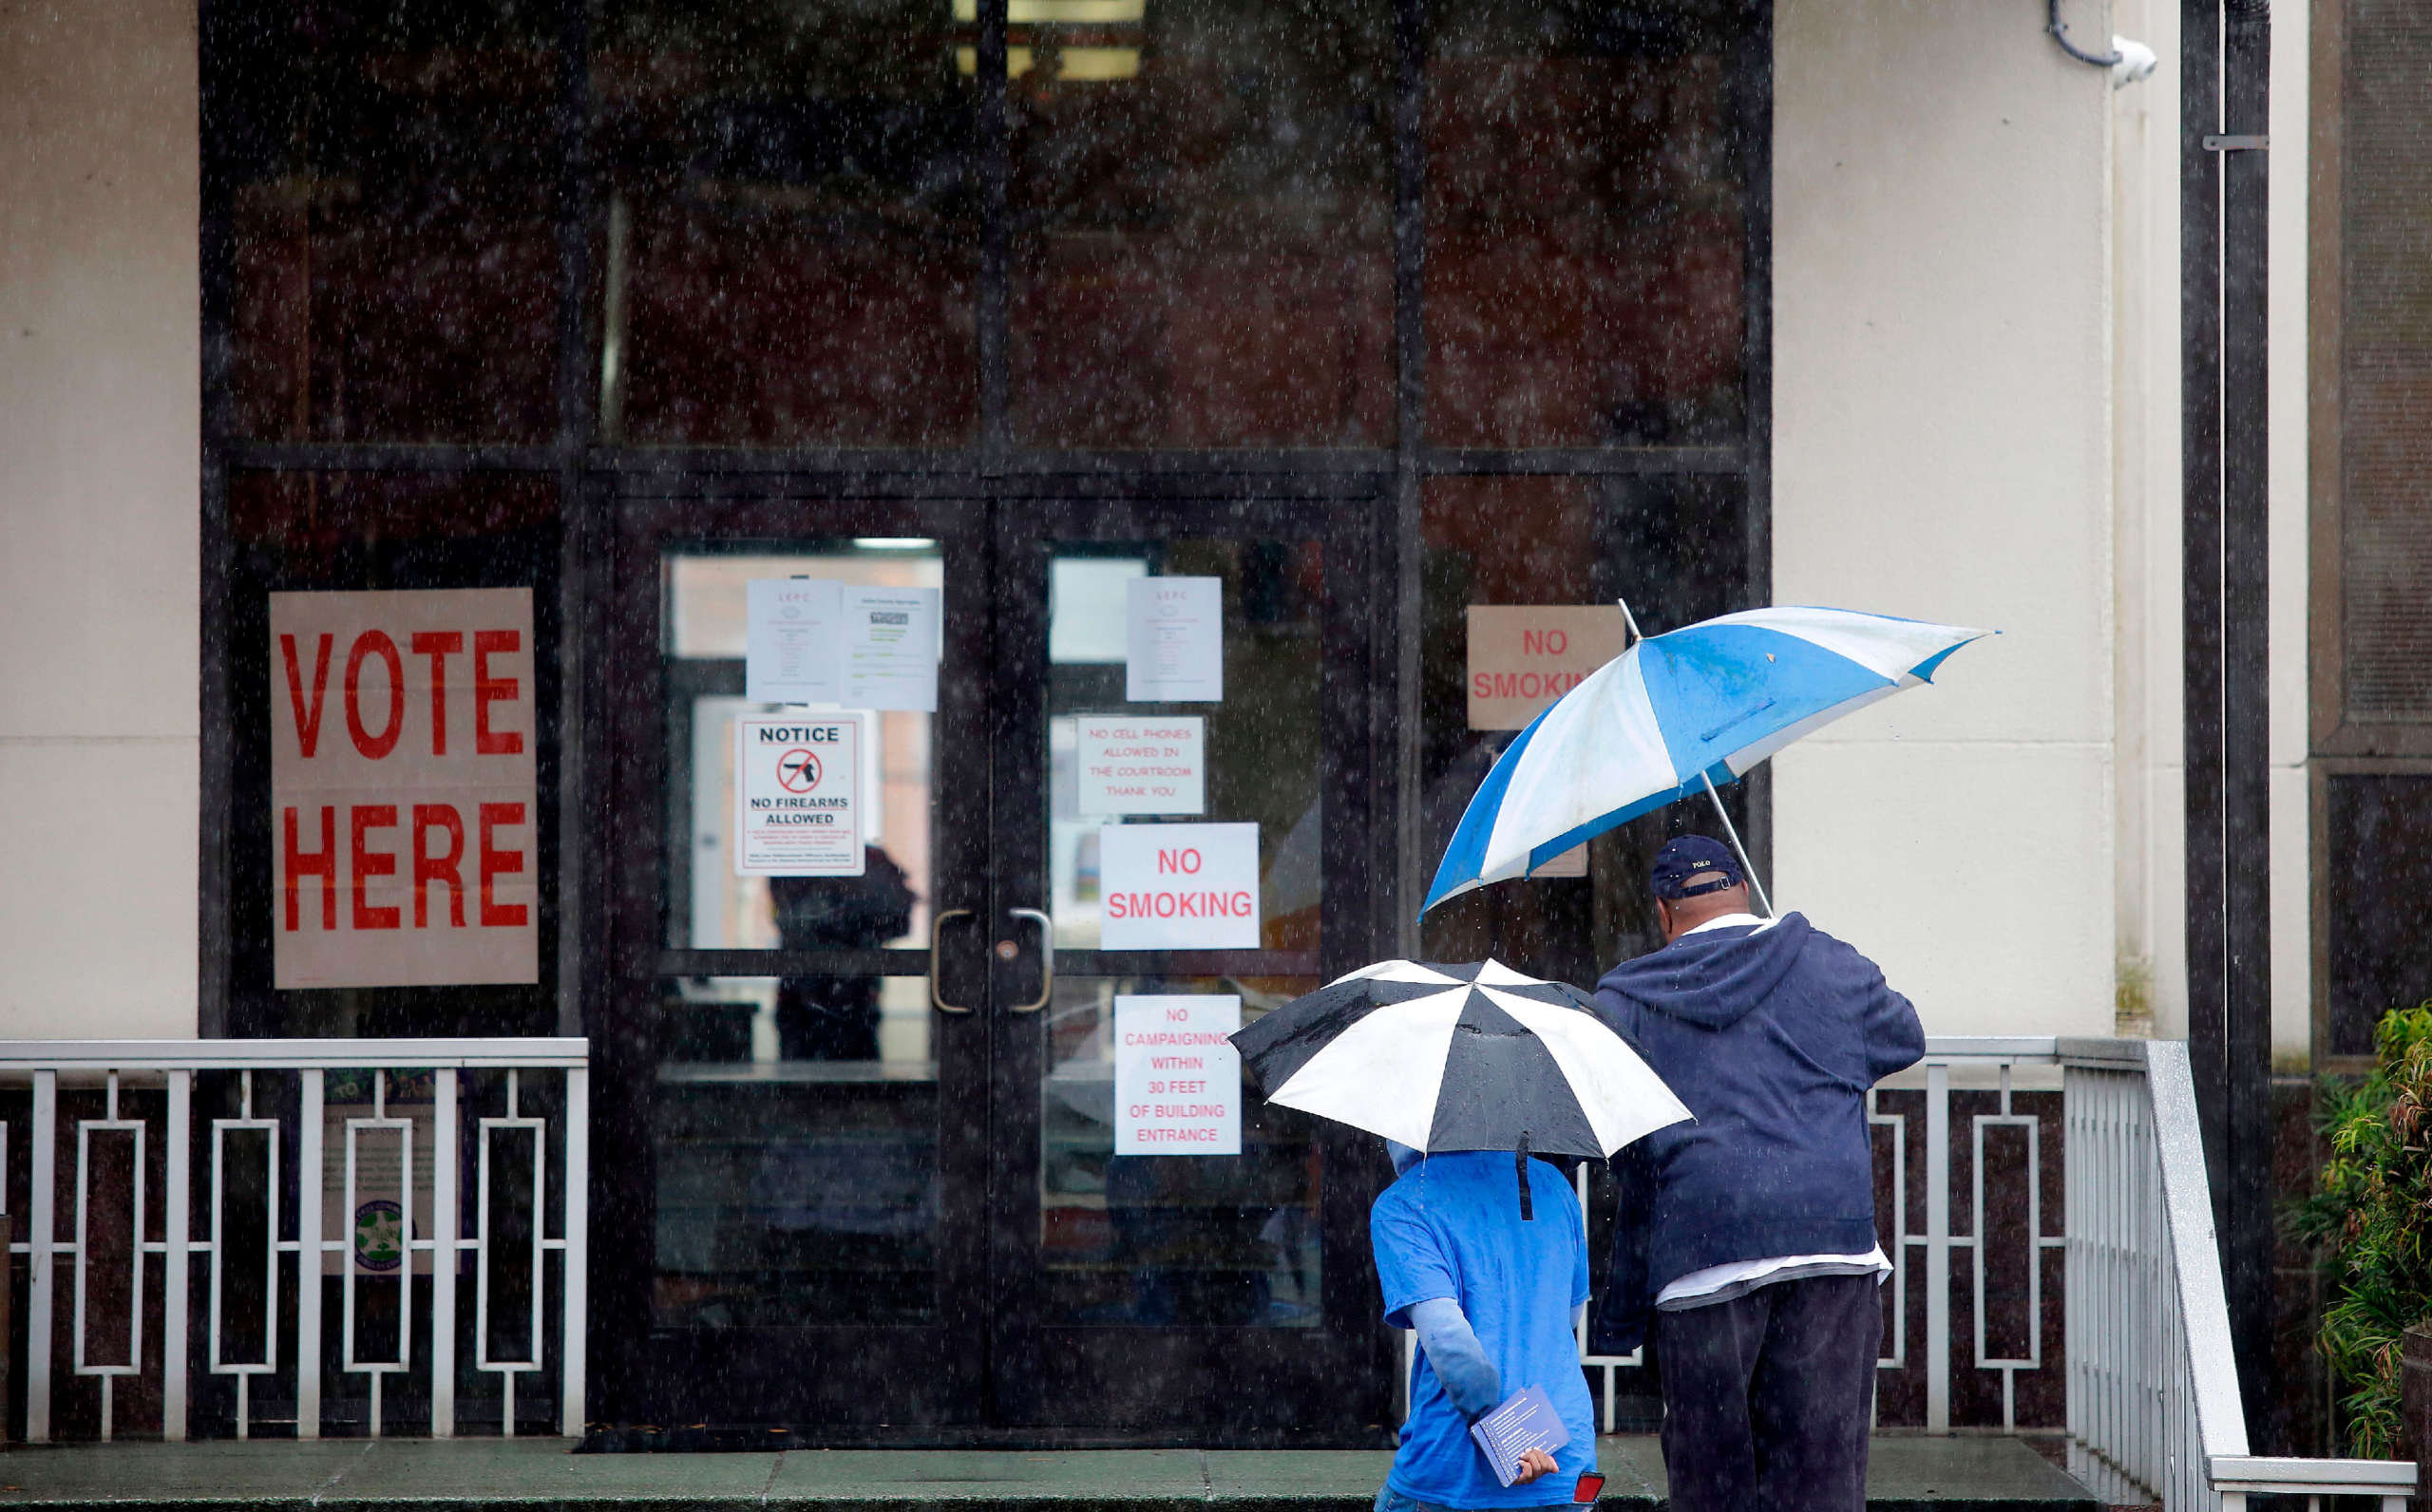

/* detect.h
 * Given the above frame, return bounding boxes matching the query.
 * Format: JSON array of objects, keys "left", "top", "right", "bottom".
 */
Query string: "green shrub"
[{"left": 2292, "top": 1002, "right": 2432, "bottom": 1458}]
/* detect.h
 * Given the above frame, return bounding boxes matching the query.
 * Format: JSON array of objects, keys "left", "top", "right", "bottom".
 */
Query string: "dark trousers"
[{"left": 1652, "top": 1274, "right": 1881, "bottom": 1512}]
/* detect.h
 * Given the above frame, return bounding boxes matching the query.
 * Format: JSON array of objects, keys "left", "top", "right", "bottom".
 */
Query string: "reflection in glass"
[
  {"left": 1416, "top": 475, "right": 1748, "bottom": 975},
  {"left": 594, "top": 0, "right": 978, "bottom": 445},
  {"left": 223, "top": 3, "right": 560, "bottom": 443},
  {"left": 654, "top": 975, "right": 940, "bottom": 1326},
  {"left": 1009, "top": 0, "right": 1394, "bottom": 445},
  {"left": 659, "top": 548, "right": 942, "bottom": 955},
  {"left": 1036, "top": 977, "right": 1321, "bottom": 1325},
  {"left": 1044, "top": 539, "right": 1324, "bottom": 951},
  {"left": 1426, "top": 0, "right": 1748, "bottom": 447}
]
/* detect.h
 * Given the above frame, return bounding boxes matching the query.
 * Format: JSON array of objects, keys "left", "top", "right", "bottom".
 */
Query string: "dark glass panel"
[
  {"left": 2328, "top": 774, "right": 2432, "bottom": 1056},
  {"left": 223, "top": 2, "right": 562, "bottom": 443},
  {"left": 1009, "top": 0, "right": 1394, "bottom": 446},
  {"left": 1043, "top": 535, "right": 1327, "bottom": 953},
  {"left": 593, "top": 0, "right": 979, "bottom": 446},
  {"left": 224, "top": 470, "right": 561, "bottom": 1040},
  {"left": 653, "top": 975, "right": 942, "bottom": 1327},
  {"left": 656, "top": 544, "right": 945, "bottom": 952},
  {"left": 1416, "top": 474, "right": 1748, "bottom": 978},
  {"left": 1425, "top": 0, "right": 1746, "bottom": 447},
  {"left": 1033, "top": 975, "right": 1323, "bottom": 1326}
]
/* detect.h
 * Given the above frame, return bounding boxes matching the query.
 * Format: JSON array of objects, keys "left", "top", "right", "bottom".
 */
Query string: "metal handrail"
[
  {"left": 0, "top": 1038, "right": 588, "bottom": 1070},
  {"left": 1901, "top": 1035, "right": 2413, "bottom": 1509}
]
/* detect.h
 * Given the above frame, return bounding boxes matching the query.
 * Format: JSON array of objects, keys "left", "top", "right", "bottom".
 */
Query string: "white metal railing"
[
  {"left": 1555, "top": 1036, "right": 2415, "bottom": 1509},
  {"left": 2050, "top": 1035, "right": 2408, "bottom": 1511},
  {"left": 1877, "top": 1036, "right": 2073, "bottom": 1434},
  {"left": 0, "top": 1038, "right": 587, "bottom": 1443}
]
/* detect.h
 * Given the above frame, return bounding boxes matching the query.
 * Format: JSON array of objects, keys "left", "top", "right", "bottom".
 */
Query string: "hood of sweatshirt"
[{"left": 1594, "top": 912, "right": 1815, "bottom": 1030}]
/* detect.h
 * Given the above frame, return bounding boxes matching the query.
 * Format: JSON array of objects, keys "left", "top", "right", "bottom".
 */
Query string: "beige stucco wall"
[
  {"left": 0, "top": 0, "right": 200, "bottom": 1037},
  {"left": 1769, "top": 0, "right": 2121, "bottom": 1037}
]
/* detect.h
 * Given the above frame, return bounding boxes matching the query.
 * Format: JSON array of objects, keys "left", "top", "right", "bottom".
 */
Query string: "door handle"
[
  {"left": 1008, "top": 908, "right": 1054, "bottom": 1013},
  {"left": 929, "top": 908, "right": 976, "bottom": 1014}
]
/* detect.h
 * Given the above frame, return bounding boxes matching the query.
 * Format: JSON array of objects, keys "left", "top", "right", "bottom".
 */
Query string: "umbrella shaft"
[{"left": 1699, "top": 770, "right": 1775, "bottom": 917}]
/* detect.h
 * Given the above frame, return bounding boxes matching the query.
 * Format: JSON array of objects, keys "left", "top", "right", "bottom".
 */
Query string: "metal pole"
[
  {"left": 2219, "top": 0, "right": 2275, "bottom": 1442},
  {"left": 2180, "top": 0, "right": 2228, "bottom": 1224},
  {"left": 1699, "top": 771, "right": 1773, "bottom": 917}
]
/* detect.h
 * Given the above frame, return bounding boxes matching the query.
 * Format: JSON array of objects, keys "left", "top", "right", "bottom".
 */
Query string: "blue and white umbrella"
[{"left": 1423, "top": 606, "right": 1993, "bottom": 914}]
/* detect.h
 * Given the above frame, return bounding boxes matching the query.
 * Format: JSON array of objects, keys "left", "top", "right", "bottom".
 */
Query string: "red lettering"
[
  {"left": 344, "top": 631, "right": 406, "bottom": 760},
  {"left": 410, "top": 631, "right": 464, "bottom": 756},
  {"left": 351, "top": 805, "right": 401, "bottom": 930},
  {"left": 283, "top": 805, "right": 337, "bottom": 932},
  {"left": 412, "top": 803, "right": 466, "bottom": 928},
  {"left": 1472, "top": 672, "right": 1492, "bottom": 700},
  {"left": 1156, "top": 847, "right": 1203, "bottom": 875},
  {"left": 479, "top": 802, "right": 529, "bottom": 927},
  {"left": 1232, "top": 890, "right": 1252, "bottom": 916},
  {"left": 280, "top": 633, "right": 333, "bottom": 759},
  {"left": 474, "top": 630, "right": 524, "bottom": 755},
  {"left": 1522, "top": 628, "right": 1569, "bottom": 655}
]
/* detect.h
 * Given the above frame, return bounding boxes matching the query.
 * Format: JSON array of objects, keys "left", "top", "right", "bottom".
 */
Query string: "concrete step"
[{"left": 0, "top": 1435, "right": 2101, "bottom": 1510}]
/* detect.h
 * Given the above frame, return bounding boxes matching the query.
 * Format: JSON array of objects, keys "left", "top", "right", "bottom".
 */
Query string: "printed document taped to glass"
[
  {"left": 1113, "top": 994, "right": 1241, "bottom": 1155},
  {"left": 735, "top": 713, "right": 864, "bottom": 877}
]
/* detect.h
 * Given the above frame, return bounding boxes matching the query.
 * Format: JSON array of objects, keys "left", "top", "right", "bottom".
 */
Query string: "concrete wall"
[
  {"left": 1770, "top": 0, "right": 2121, "bottom": 1037},
  {"left": 0, "top": 0, "right": 200, "bottom": 1038}
]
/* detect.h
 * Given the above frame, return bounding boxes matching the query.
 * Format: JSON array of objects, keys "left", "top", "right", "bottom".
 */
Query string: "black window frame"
[{"left": 196, "top": 0, "right": 1776, "bottom": 1037}]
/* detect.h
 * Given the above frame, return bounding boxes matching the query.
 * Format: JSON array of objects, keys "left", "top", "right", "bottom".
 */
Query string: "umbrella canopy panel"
[{"left": 1230, "top": 959, "right": 1689, "bottom": 1159}]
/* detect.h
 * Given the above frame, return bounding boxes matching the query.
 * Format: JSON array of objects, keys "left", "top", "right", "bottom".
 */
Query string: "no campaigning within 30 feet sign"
[{"left": 270, "top": 589, "right": 538, "bottom": 990}]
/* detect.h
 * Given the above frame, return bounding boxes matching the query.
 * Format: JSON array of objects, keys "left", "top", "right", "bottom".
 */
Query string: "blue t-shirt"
[{"left": 1371, "top": 1152, "right": 1595, "bottom": 1508}]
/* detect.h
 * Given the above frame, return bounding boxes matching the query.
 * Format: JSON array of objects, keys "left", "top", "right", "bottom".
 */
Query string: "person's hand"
[{"left": 1510, "top": 1448, "right": 1559, "bottom": 1485}]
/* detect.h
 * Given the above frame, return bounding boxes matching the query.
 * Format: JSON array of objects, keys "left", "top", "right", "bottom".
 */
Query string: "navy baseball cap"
[{"left": 1648, "top": 836, "right": 1745, "bottom": 899}]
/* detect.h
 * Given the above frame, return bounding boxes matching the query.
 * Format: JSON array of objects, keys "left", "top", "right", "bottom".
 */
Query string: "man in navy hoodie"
[{"left": 1589, "top": 836, "right": 1923, "bottom": 1512}]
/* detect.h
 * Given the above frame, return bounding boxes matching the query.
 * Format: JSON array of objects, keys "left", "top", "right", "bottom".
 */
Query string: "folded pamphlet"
[{"left": 1468, "top": 1384, "right": 1569, "bottom": 1488}]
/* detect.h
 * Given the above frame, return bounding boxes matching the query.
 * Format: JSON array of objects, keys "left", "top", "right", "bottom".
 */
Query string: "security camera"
[{"left": 2111, "top": 36, "right": 2159, "bottom": 86}]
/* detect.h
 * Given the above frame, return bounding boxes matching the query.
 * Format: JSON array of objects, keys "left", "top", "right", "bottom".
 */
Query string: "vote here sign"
[
  {"left": 270, "top": 589, "right": 538, "bottom": 990},
  {"left": 1098, "top": 822, "right": 1260, "bottom": 950}
]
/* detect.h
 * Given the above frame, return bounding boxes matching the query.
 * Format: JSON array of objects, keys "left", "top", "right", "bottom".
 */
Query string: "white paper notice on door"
[
  {"left": 746, "top": 578, "right": 844, "bottom": 705},
  {"left": 1126, "top": 576, "right": 1223, "bottom": 703},
  {"left": 1114, "top": 994, "right": 1242, "bottom": 1156},
  {"left": 1077, "top": 715, "right": 1205, "bottom": 816},
  {"left": 735, "top": 714, "right": 864, "bottom": 877},
  {"left": 842, "top": 585, "right": 940, "bottom": 712},
  {"left": 1098, "top": 822, "right": 1260, "bottom": 950}
]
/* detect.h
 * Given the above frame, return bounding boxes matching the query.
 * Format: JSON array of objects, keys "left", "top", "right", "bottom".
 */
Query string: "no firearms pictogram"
[{"left": 776, "top": 748, "right": 822, "bottom": 792}]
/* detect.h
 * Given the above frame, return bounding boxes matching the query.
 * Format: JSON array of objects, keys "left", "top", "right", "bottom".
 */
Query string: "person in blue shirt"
[{"left": 1370, "top": 1142, "right": 1596, "bottom": 1512}]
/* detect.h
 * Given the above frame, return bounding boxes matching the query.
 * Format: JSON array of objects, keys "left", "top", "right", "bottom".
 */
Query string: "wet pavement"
[{"left": 0, "top": 1435, "right": 2099, "bottom": 1509}]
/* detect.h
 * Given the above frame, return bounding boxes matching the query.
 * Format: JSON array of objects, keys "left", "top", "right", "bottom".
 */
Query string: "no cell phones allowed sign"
[{"left": 735, "top": 714, "right": 864, "bottom": 877}]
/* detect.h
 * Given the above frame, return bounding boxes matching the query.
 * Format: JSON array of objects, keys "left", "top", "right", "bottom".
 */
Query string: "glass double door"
[{"left": 597, "top": 482, "right": 1391, "bottom": 1442}]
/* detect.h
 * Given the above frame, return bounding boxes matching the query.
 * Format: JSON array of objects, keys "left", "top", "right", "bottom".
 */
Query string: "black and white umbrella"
[{"left": 1229, "top": 958, "right": 1690, "bottom": 1162}]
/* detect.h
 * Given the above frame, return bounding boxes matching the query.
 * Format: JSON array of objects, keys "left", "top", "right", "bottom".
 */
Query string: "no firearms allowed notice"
[{"left": 736, "top": 713, "right": 864, "bottom": 877}]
